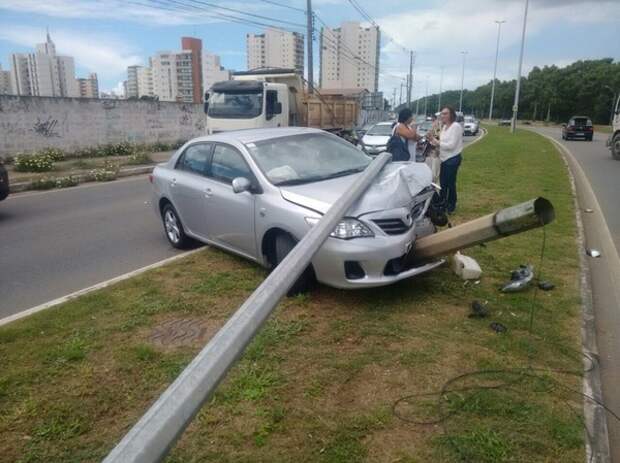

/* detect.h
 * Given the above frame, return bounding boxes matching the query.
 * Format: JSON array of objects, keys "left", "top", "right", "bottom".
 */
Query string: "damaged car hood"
[{"left": 280, "top": 162, "right": 433, "bottom": 216}]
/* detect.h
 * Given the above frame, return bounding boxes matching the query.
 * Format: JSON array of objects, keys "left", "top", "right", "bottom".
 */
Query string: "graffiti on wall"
[{"left": 31, "top": 117, "right": 60, "bottom": 137}]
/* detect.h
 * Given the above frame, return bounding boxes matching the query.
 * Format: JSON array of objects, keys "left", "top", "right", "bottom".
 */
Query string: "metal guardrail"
[{"left": 103, "top": 152, "right": 392, "bottom": 463}]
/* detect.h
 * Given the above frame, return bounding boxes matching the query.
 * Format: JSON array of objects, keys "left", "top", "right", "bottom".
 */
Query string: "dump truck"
[{"left": 204, "top": 68, "right": 360, "bottom": 136}]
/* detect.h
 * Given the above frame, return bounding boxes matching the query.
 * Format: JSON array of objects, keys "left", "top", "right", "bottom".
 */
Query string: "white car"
[
  {"left": 361, "top": 122, "right": 394, "bottom": 155},
  {"left": 463, "top": 116, "right": 479, "bottom": 136}
]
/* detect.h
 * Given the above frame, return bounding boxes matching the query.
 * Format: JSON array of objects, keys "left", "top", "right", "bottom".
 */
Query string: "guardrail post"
[{"left": 103, "top": 152, "right": 392, "bottom": 463}]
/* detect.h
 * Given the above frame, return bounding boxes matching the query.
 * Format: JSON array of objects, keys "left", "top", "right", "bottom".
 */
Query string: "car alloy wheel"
[{"left": 164, "top": 209, "right": 181, "bottom": 244}]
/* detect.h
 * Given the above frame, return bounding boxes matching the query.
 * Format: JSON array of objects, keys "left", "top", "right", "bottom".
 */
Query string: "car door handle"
[{"left": 204, "top": 188, "right": 213, "bottom": 198}]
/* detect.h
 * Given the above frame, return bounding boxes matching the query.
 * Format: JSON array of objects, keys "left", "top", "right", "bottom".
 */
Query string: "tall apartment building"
[
  {"left": 320, "top": 21, "right": 380, "bottom": 92},
  {"left": 203, "top": 52, "right": 231, "bottom": 91},
  {"left": 0, "top": 64, "right": 11, "bottom": 94},
  {"left": 9, "top": 32, "right": 79, "bottom": 97},
  {"left": 246, "top": 28, "right": 304, "bottom": 74},
  {"left": 151, "top": 51, "right": 195, "bottom": 103},
  {"left": 126, "top": 65, "right": 154, "bottom": 98},
  {"left": 76, "top": 73, "right": 99, "bottom": 98},
  {"left": 181, "top": 37, "right": 203, "bottom": 103}
]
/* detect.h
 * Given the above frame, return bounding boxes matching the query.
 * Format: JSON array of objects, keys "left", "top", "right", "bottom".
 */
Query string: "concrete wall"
[{"left": 0, "top": 95, "right": 206, "bottom": 156}]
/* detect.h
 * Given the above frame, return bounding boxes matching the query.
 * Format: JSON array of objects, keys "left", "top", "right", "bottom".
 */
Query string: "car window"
[
  {"left": 366, "top": 124, "right": 393, "bottom": 136},
  {"left": 210, "top": 144, "right": 253, "bottom": 184},
  {"left": 177, "top": 143, "right": 211, "bottom": 175}
]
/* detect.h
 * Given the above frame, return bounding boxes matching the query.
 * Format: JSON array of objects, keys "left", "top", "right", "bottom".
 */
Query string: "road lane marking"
[{"left": 0, "top": 247, "right": 204, "bottom": 327}]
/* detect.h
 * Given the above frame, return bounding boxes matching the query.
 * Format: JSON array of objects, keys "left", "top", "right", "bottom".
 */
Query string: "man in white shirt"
[{"left": 428, "top": 106, "right": 464, "bottom": 214}]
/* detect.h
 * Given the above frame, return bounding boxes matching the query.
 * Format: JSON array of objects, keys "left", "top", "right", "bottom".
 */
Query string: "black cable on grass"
[{"left": 392, "top": 223, "right": 619, "bottom": 461}]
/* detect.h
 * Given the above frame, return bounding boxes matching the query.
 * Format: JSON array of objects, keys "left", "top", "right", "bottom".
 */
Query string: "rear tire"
[
  {"left": 612, "top": 134, "right": 620, "bottom": 160},
  {"left": 274, "top": 233, "right": 314, "bottom": 296},
  {"left": 161, "top": 203, "right": 191, "bottom": 249}
]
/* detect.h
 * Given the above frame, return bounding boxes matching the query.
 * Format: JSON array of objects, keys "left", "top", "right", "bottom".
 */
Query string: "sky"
[{"left": 0, "top": 0, "right": 618, "bottom": 99}]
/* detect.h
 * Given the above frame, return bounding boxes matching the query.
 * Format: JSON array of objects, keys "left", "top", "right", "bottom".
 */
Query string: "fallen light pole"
[
  {"left": 103, "top": 152, "right": 393, "bottom": 463},
  {"left": 414, "top": 197, "right": 555, "bottom": 260}
]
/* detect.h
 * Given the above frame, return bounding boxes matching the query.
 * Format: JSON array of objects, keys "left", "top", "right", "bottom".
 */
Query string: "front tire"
[
  {"left": 162, "top": 203, "right": 191, "bottom": 249},
  {"left": 274, "top": 233, "right": 314, "bottom": 296}
]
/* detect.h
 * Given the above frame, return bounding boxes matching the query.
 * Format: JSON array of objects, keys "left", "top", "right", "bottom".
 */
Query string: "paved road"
[
  {"left": 0, "top": 176, "right": 181, "bottom": 319},
  {"left": 529, "top": 127, "right": 619, "bottom": 254}
]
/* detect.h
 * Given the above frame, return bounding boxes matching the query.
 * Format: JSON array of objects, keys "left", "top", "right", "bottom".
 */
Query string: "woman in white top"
[{"left": 428, "top": 106, "right": 463, "bottom": 214}]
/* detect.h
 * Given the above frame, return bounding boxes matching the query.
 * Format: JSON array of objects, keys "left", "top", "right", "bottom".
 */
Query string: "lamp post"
[
  {"left": 459, "top": 51, "right": 468, "bottom": 113},
  {"left": 489, "top": 20, "right": 506, "bottom": 121},
  {"left": 604, "top": 85, "right": 617, "bottom": 127},
  {"left": 511, "top": 0, "right": 529, "bottom": 133},
  {"left": 424, "top": 76, "right": 429, "bottom": 116},
  {"left": 438, "top": 66, "right": 444, "bottom": 113}
]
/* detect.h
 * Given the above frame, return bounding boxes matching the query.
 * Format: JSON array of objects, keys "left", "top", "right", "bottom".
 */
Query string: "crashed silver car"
[{"left": 151, "top": 128, "right": 442, "bottom": 290}]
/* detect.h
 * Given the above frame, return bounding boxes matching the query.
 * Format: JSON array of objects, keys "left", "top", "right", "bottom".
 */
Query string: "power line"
[
  {"left": 345, "top": 0, "right": 410, "bottom": 54},
  {"left": 258, "top": 0, "right": 306, "bottom": 13}
]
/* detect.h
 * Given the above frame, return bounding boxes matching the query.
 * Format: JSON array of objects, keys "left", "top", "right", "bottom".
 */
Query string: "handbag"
[{"left": 386, "top": 124, "right": 411, "bottom": 161}]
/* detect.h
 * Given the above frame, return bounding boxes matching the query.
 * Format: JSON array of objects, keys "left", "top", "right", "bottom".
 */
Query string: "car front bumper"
[
  {"left": 363, "top": 145, "right": 387, "bottom": 155},
  {"left": 311, "top": 222, "right": 444, "bottom": 289}
]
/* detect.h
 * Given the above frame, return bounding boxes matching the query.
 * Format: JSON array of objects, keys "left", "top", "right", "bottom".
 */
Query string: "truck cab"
[{"left": 205, "top": 80, "right": 289, "bottom": 134}]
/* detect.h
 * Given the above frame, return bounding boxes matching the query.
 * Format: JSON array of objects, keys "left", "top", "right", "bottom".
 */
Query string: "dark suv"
[
  {"left": 561, "top": 116, "right": 593, "bottom": 141},
  {"left": 0, "top": 162, "right": 9, "bottom": 201}
]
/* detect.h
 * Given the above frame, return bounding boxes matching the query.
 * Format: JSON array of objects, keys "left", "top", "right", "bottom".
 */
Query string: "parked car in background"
[
  {"left": 417, "top": 121, "right": 433, "bottom": 138},
  {"left": 151, "top": 128, "right": 440, "bottom": 291},
  {"left": 498, "top": 119, "right": 512, "bottom": 126},
  {"left": 561, "top": 116, "right": 593, "bottom": 141},
  {"left": 0, "top": 163, "right": 9, "bottom": 202},
  {"left": 355, "top": 122, "right": 375, "bottom": 140},
  {"left": 360, "top": 121, "right": 394, "bottom": 155},
  {"left": 608, "top": 95, "right": 620, "bottom": 160},
  {"left": 463, "top": 116, "right": 480, "bottom": 136}
]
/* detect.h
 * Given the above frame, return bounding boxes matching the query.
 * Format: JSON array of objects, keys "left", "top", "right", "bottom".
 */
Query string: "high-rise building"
[
  {"left": 246, "top": 28, "right": 304, "bottom": 74},
  {"left": 151, "top": 51, "right": 195, "bottom": 103},
  {"left": 126, "top": 65, "right": 154, "bottom": 99},
  {"left": 181, "top": 37, "right": 203, "bottom": 103},
  {"left": 202, "top": 52, "right": 231, "bottom": 91},
  {"left": 9, "top": 31, "right": 79, "bottom": 97},
  {"left": 320, "top": 22, "right": 380, "bottom": 92},
  {"left": 76, "top": 73, "right": 99, "bottom": 98},
  {"left": 0, "top": 64, "right": 12, "bottom": 94}
]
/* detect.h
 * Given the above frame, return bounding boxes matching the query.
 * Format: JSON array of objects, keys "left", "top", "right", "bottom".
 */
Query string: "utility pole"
[
  {"left": 459, "top": 51, "right": 468, "bottom": 113},
  {"left": 392, "top": 88, "right": 396, "bottom": 110},
  {"left": 415, "top": 92, "right": 420, "bottom": 115},
  {"left": 306, "top": 0, "right": 314, "bottom": 93},
  {"left": 424, "top": 76, "right": 428, "bottom": 116},
  {"left": 489, "top": 20, "right": 506, "bottom": 121},
  {"left": 407, "top": 50, "right": 414, "bottom": 110},
  {"left": 399, "top": 81, "right": 404, "bottom": 107},
  {"left": 438, "top": 66, "right": 444, "bottom": 113},
  {"left": 511, "top": 0, "right": 529, "bottom": 133}
]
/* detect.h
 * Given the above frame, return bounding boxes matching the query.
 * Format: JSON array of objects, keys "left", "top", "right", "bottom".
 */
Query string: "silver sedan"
[{"left": 151, "top": 127, "right": 442, "bottom": 290}]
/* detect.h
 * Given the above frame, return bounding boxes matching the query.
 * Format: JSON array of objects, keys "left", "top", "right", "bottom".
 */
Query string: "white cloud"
[{"left": 0, "top": 25, "right": 143, "bottom": 78}]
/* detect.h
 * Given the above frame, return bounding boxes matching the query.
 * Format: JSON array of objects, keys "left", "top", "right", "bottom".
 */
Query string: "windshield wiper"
[
  {"left": 322, "top": 166, "right": 367, "bottom": 180},
  {"left": 275, "top": 167, "right": 367, "bottom": 186}
]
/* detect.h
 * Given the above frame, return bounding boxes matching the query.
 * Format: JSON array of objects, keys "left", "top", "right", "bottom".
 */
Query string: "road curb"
[
  {"left": 536, "top": 131, "right": 614, "bottom": 462},
  {"left": 0, "top": 248, "right": 204, "bottom": 328},
  {"left": 9, "top": 165, "right": 156, "bottom": 194}
]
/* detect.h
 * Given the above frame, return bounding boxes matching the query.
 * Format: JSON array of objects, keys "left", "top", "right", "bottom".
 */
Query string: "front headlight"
[{"left": 305, "top": 217, "right": 374, "bottom": 239}]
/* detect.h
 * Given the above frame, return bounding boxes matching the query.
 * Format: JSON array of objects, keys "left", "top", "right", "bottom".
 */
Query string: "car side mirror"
[
  {"left": 232, "top": 177, "right": 252, "bottom": 194},
  {"left": 203, "top": 92, "right": 210, "bottom": 114}
]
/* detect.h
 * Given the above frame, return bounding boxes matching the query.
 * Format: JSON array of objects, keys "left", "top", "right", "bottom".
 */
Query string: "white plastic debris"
[{"left": 452, "top": 252, "right": 482, "bottom": 280}]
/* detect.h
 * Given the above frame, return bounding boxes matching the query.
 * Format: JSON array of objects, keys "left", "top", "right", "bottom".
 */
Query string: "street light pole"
[
  {"left": 424, "top": 76, "right": 429, "bottom": 116},
  {"left": 604, "top": 85, "right": 617, "bottom": 126},
  {"left": 306, "top": 0, "right": 314, "bottom": 94},
  {"left": 459, "top": 51, "right": 468, "bottom": 113},
  {"left": 511, "top": 0, "right": 529, "bottom": 133},
  {"left": 407, "top": 51, "right": 414, "bottom": 110},
  {"left": 438, "top": 66, "right": 444, "bottom": 113},
  {"left": 489, "top": 20, "right": 506, "bottom": 121}
]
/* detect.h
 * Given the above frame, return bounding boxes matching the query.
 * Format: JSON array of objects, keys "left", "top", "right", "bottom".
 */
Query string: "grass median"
[{"left": 0, "top": 126, "right": 584, "bottom": 462}]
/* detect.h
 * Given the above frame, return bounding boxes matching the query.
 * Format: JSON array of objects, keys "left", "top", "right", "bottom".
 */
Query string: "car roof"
[{"left": 189, "top": 127, "right": 325, "bottom": 145}]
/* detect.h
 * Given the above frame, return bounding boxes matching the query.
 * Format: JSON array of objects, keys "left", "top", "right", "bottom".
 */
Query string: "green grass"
[{"left": 0, "top": 126, "right": 584, "bottom": 462}]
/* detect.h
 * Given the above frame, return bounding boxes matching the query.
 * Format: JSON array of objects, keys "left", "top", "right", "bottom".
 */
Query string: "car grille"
[{"left": 373, "top": 218, "right": 409, "bottom": 235}]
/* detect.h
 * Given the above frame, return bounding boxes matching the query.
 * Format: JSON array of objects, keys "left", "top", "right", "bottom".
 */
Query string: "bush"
[
  {"left": 14, "top": 153, "right": 55, "bottom": 172},
  {"left": 90, "top": 159, "right": 120, "bottom": 182},
  {"left": 40, "top": 147, "right": 65, "bottom": 162},
  {"left": 125, "top": 152, "right": 152, "bottom": 165}
]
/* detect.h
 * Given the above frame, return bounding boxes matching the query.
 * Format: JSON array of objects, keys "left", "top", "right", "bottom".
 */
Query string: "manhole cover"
[{"left": 149, "top": 318, "right": 208, "bottom": 347}]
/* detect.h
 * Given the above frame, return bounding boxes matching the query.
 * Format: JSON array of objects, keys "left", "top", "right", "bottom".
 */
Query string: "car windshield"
[
  {"left": 207, "top": 91, "right": 263, "bottom": 119},
  {"left": 366, "top": 124, "right": 393, "bottom": 136},
  {"left": 571, "top": 117, "right": 591, "bottom": 126},
  {"left": 246, "top": 133, "right": 372, "bottom": 186},
  {"left": 464, "top": 116, "right": 475, "bottom": 123}
]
